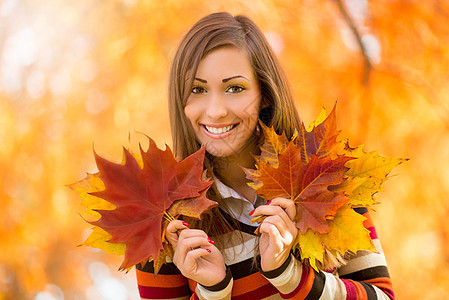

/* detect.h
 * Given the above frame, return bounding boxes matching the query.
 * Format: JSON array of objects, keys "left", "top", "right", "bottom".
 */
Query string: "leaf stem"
[
  {"left": 164, "top": 211, "right": 175, "bottom": 222},
  {"left": 250, "top": 215, "right": 266, "bottom": 224}
]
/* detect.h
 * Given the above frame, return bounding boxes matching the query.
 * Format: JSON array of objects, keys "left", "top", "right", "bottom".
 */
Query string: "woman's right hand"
[{"left": 165, "top": 220, "right": 227, "bottom": 287}]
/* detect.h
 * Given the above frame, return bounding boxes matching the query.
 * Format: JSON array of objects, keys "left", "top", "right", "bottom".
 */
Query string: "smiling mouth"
[{"left": 203, "top": 124, "right": 238, "bottom": 134}]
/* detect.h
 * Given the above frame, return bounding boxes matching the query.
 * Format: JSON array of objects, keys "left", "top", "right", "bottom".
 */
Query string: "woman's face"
[{"left": 184, "top": 46, "right": 261, "bottom": 158}]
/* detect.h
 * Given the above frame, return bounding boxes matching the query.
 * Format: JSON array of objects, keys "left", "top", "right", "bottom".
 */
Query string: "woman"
[{"left": 136, "top": 12, "right": 394, "bottom": 300}]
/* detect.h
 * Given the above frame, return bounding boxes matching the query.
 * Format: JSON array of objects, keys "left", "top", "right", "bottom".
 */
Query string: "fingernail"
[
  {"left": 249, "top": 209, "right": 255, "bottom": 216},
  {"left": 208, "top": 238, "right": 215, "bottom": 244},
  {"left": 182, "top": 222, "right": 190, "bottom": 227},
  {"left": 266, "top": 200, "right": 272, "bottom": 205},
  {"left": 206, "top": 249, "right": 211, "bottom": 253}
]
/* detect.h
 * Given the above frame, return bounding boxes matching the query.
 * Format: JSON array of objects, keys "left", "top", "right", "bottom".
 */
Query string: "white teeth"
[{"left": 205, "top": 125, "right": 234, "bottom": 134}]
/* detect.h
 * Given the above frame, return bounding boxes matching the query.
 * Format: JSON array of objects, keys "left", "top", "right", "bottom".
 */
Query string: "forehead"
[{"left": 194, "top": 46, "right": 255, "bottom": 80}]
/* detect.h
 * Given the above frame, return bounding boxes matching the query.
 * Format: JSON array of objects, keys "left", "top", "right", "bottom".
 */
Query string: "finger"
[
  {"left": 175, "top": 231, "right": 214, "bottom": 262},
  {"left": 269, "top": 197, "right": 296, "bottom": 220},
  {"left": 253, "top": 204, "right": 293, "bottom": 228},
  {"left": 166, "top": 220, "right": 190, "bottom": 247},
  {"left": 261, "top": 215, "right": 296, "bottom": 244},
  {"left": 179, "top": 236, "right": 214, "bottom": 252},
  {"left": 183, "top": 247, "right": 212, "bottom": 269},
  {"left": 258, "top": 221, "right": 284, "bottom": 249},
  {"left": 177, "top": 228, "right": 209, "bottom": 240}
]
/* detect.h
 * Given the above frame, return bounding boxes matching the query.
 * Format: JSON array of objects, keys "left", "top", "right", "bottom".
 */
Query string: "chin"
[
  {"left": 205, "top": 148, "right": 232, "bottom": 158},
  {"left": 204, "top": 142, "right": 241, "bottom": 159}
]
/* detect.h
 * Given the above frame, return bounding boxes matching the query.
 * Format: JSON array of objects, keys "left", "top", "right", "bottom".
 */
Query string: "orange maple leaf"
[
  {"left": 258, "top": 121, "right": 290, "bottom": 167},
  {"left": 246, "top": 141, "right": 352, "bottom": 234},
  {"left": 256, "top": 103, "right": 340, "bottom": 167}
]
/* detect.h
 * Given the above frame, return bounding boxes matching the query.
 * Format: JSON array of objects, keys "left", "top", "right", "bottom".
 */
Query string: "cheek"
[
  {"left": 244, "top": 96, "right": 262, "bottom": 124},
  {"left": 183, "top": 104, "right": 196, "bottom": 126}
]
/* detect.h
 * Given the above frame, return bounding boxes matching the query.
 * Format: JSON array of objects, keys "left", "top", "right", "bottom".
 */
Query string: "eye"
[
  {"left": 226, "top": 85, "right": 245, "bottom": 94},
  {"left": 191, "top": 86, "right": 206, "bottom": 94}
]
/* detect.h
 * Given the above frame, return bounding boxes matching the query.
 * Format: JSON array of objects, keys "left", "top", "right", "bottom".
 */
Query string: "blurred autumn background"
[{"left": 1, "top": 0, "right": 449, "bottom": 299}]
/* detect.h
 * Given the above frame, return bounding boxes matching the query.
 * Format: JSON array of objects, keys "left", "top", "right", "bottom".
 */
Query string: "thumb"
[{"left": 165, "top": 220, "right": 190, "bottom": 248}]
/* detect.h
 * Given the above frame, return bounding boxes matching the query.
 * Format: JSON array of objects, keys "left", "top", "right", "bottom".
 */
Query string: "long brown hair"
[{"left": 168, "top": 12, "right": 301, "bottom": 235}]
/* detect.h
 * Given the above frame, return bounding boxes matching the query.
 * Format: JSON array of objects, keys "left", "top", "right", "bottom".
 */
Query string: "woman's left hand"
[{"left": 251, "top": 197, "right": 298, "bottom": 272}]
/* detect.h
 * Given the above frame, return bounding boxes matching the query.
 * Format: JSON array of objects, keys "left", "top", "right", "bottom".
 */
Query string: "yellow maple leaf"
[
  {"left": 336, "top": 140, "right": 408, "bottom": 207},
  {"left": 295, "top": 229, "right": 325, "bottom": 271},
  {"left": 306, "top": 106, "right": 328, "bottom": 132},
  {"left": 81, "top": 226, "right": 126, "bottom": 257},
  {"left": 321, "top": 205, "right": 376, "bottom": 256},
  {"left": 68, "top": 173, "right": 115, "bottom": 220}
]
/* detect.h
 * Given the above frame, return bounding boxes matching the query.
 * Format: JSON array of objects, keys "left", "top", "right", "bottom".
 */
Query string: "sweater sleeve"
[
  {"left": 195, "top": 267, "right": 233, "bottom": 300},
  {"left": 261, "top": 207, "right": 395, "bottom": 299},
  {"left": 136, "top": 261, "right": 191, "bottom": 300}
]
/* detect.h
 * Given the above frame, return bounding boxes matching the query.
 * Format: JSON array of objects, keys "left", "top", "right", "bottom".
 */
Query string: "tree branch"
[{"left": 333, "top": 0, "right": 372, "bottom": 86}]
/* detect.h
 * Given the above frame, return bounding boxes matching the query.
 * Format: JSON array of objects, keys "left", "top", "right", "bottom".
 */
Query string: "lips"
[{"left": 201, "top": 123, "right": 238, "bottom": 138}]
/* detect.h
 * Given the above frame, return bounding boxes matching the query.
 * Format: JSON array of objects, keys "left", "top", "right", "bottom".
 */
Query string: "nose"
[{"left": 206, "top": 92, "right": 228, "bottom": 119}]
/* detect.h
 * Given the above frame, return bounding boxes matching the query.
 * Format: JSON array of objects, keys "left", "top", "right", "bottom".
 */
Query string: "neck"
[
  {"left": 214, "top": 155, "right": 252, "bottom": 182},
  {"left": 212, "top": 143, "right": 259, "bottom": 203}
]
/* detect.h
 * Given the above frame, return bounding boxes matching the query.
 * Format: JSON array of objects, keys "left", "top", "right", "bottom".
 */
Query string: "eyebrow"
[
  {"left": 194, "top": 77, "right": 207, "bottom": 83},
  {"left": 194, "top": 75, "right": 249, "bottom": 83},
  {"left": 222, "top": 75, "right": 249, "bottom": 82}
]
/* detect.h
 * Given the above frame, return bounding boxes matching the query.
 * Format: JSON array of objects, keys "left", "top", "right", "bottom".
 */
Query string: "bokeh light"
[{"left": 1, "top": 0, "right": 448, "bottom": 299}]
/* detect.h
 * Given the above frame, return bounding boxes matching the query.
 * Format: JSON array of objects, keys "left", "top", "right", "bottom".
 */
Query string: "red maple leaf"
[
  {"left": 292, "top": 155, "right": 351, "bottom": 234},
  {"left": 90, "top": 138, "right": 217, "bottom": 270}
]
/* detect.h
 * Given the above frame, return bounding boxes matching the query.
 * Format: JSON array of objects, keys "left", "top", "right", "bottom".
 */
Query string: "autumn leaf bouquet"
[
  {"left": 243, "top": 104, "right": 406, "bottom": 270},
  {"left": 69, "top": 139, "right": 218, "bottom": 273},
  {"left": 69, "top": 104, "right": 406, "bottom": 273}
]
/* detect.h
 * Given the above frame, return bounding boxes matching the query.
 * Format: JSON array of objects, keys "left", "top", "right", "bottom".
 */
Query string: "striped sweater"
[{"left": 136, "top": 182, "right": 394, "bottom": 299}]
